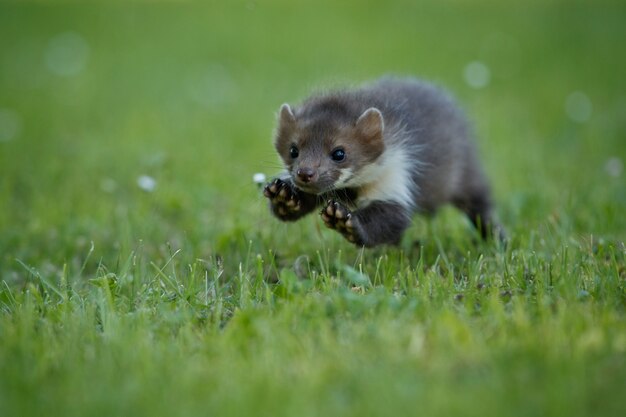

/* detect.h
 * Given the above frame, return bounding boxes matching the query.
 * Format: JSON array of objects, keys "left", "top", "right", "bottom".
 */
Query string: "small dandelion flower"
[
  {"left": 137, "top": 175, "right": 157, "bottom": 192},
  {"left": 253, "top": 172, "right": 266, "bottom": 185}
]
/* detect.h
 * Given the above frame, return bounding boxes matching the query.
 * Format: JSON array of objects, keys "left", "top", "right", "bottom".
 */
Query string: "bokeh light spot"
[
  {"left": 0, "top": 109, "right": 22, "bottom": 143},
  {"left": 565, "top": 91, "right": 592, "bottom": 123},
  {"left": 605, "top": 157, "right": 623, "bottom": 178},
  {"left": 463, "top": 61, "right": 491, "bottom": 89},
  {"left": 44, "top": 31, "right": 90, "bottom": 77}
]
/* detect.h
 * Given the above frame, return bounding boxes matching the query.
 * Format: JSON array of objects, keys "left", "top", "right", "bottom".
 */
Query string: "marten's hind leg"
[{"left": 453, "top": 188, "right": 505, "bottom": 241}]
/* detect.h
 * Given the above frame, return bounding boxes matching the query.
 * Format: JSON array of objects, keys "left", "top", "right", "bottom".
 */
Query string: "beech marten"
[{"left": 263, "top": 77, "right": 502, "bottom": 247}]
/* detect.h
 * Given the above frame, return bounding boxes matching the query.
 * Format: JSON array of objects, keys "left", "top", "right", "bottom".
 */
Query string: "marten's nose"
[{"left": 296, "top": 167, "right": 316, "bottom": 183}]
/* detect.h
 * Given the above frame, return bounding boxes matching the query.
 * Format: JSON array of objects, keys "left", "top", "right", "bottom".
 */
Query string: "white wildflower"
[{"left": 137, "top": 175, "right": 157, "bottom": 192}]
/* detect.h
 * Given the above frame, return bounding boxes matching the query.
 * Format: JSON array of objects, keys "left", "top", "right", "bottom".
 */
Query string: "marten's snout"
[{"left": 296, "top": 167, "right": 317, "bottom": 183}]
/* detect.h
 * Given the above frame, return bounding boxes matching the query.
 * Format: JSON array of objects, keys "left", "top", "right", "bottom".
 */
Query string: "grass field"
[{"left": 1, "top": 1, "right": 625, "bottom": 416}]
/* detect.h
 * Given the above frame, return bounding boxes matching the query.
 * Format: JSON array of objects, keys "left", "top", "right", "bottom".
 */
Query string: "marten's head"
[{"left": 274, "top": 100, "right": 385, "bottom": 195}]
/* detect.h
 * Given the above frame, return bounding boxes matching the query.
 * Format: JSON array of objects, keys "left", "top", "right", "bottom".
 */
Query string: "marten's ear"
[
  {"left": 276, "top": 103, "right": 296, "bottom": 151},
  {"left": 355, "top": 108, "right": 384, "bottom": 142},
  {"left": 279, "top": 103, "right": 296, "bottom": 128}
]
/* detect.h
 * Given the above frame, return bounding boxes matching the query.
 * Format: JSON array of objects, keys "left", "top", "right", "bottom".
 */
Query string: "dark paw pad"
[
  {"left": 263, "top": 178, "right": 303, "bottom": 219},
  {"left": 320, "top": 200, "right": 361, "bottom": 244}
]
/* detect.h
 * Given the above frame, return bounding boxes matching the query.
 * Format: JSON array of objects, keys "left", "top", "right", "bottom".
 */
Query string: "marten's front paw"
[
  {"left": 320, "top": 200, "right": 363, "bottom": 245},
  {"left": 263, "top": 178, "right": 304, "bottom": 221}
]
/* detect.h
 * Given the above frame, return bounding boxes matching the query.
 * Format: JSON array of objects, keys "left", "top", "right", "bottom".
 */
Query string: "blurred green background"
[
  {"left": 0, "top": 1, "right": 625, "bottom": 416},
  {"left": 1, "top": 0, "right": 624, "bottom": 267}
]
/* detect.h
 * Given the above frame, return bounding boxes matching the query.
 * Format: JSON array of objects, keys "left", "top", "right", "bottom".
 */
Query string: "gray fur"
[{"left": 266, "top": 77, "right": 501, "bottom": 246}]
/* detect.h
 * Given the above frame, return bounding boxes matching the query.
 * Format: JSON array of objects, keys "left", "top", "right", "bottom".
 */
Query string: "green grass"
[{"left": 1, "top": 1, "right": 625, "bottom": 416}]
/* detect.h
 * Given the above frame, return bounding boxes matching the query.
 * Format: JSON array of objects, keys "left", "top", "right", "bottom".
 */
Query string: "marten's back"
[
  {"left": 296, "top": 77, "right": 489, "bottom": 213},
  {"left": 363, "top": 78, "right": 487, "bottom": 213}
]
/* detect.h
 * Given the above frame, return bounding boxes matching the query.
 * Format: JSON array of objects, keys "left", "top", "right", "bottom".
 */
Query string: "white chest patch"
[{"left": 345, "top": 144, "right": 416, "bottom": 209}]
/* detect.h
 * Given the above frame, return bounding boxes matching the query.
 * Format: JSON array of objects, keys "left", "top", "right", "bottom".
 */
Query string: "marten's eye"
[
  {"left": 289, "top": 145, "right": 299, "bottom": 159},
  {"left": 331, "top": 148, "right": 346, "bottom": 162}
]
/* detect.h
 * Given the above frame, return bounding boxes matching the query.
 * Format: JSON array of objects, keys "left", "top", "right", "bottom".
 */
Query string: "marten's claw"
[
  {"left": 264, "top": 178, "right": 304, "bottom": 221},
  {"left": 264, "top": 179, "right": 294, "bottom": 201},
  {"left": 320, "top": 200, "right": 363, "bottom": 245},
  {"left": 263, "top": 178, "right": 281, "bottom": 197}
]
